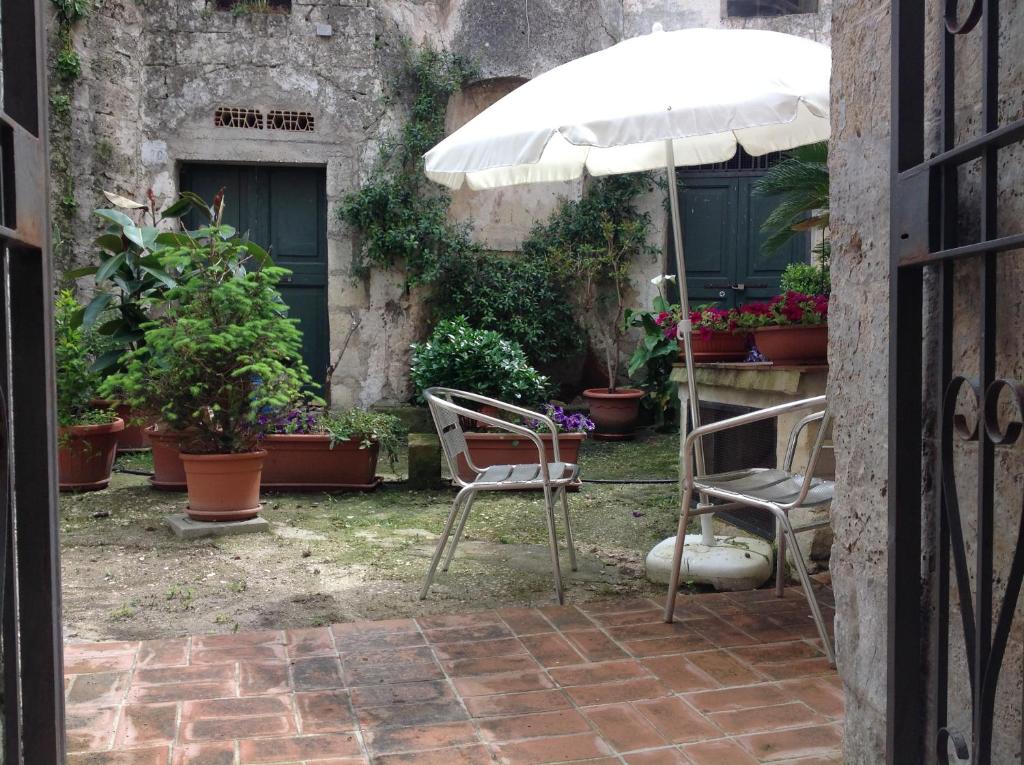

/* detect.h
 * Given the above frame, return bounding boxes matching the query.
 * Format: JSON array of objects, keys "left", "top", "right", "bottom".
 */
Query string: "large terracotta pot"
[
  {"left": 58, "top": 418, "right": 125, "bottom": 492},
  {"left": 180, "top": 450, "right": 266, "bottom": 522},
  {"left": 145, "top": 425, "right": 188, "bottom": 492},
  {"left": 683, "top": 331, "right": 749, "bottom": 363},
  {"left": 114, "top": 403, "right": 155, "bottom": 452},
  {"left": 457, "top": 432, "right": 585, "bottom": 487},
  {"left": 261, "top": 434, "right": 382, "bottom": 491},
  {"left": 753, "top": 324, "right": 828, "bottom": 365},
  {"left": 582, "top": 388, "right": 646, "bottom": 441}
]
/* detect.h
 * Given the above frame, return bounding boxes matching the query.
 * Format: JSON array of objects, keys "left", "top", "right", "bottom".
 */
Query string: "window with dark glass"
[{"left": 726, "top": 0, "right": 817, "bottom": 17}]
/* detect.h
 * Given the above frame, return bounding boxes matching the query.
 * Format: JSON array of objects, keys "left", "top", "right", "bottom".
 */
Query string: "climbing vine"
[
  {"left": 337, "top": 44, "right": 479, "bottom": 285},
  {"left": 49, "top": 0, "right": 91, "bottom": 270}
]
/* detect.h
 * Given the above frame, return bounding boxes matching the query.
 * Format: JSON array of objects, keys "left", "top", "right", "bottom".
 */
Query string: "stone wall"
[
  {"left": 829, "top": 0, "right": 1024, "bottom": 759},
  {"left": 57, "top": 0, "right": 831, "bottom": 409}
]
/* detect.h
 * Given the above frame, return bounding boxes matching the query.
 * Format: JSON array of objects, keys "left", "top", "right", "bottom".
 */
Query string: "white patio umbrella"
[{"left": 424, "top": 26, "right": 830, "bottom": 558}]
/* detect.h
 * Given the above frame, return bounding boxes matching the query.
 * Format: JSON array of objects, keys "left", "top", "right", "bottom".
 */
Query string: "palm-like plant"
[{"left": 753, "top": 141, "right": 829, "bottom": 263}]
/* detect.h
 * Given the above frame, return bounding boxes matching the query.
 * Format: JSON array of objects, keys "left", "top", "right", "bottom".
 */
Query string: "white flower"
[{"left": 650, "top": 274, "right": 677, "bottom": 286}]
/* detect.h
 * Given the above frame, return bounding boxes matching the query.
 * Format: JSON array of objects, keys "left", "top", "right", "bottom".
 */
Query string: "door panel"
[
  {"left": 179, "top": 164, "right": 329, "bottom": 392},
  {"left": 737, "top": 177, "right": 807, "bottom": 303},
  {"left": 678, "top": 178, "right": 739, "bottom": 309}
]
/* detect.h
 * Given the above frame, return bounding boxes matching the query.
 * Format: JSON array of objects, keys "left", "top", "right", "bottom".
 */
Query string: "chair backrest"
[
  {"left": 423, "top": 389, "right": 472, "bottom": 484},
  {"left": 789, "top": 407, "right": 834, "bottom": 506}
]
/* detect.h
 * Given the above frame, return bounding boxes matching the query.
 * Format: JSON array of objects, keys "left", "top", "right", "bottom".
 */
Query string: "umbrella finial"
[{"left": 651, "top": 22, "right": 665, "bottom": 33}]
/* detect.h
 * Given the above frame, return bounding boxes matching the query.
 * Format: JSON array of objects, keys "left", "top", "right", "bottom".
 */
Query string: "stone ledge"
[{"left": 671, "top": 363, "right": 828, "bottom": 396}]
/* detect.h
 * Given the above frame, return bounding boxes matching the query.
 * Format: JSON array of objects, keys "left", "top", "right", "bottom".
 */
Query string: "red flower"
[{"left": 655, "top": 311, "right": 672, "bottom": 326}]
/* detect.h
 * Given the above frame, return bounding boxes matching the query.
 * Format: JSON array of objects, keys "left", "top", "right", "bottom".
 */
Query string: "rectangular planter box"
[
  {"left": 457, "top": 432, "right": 585, "bottom": 488},
  {"left": 261, "top": 433, "right": 382, "bottom": 491}
]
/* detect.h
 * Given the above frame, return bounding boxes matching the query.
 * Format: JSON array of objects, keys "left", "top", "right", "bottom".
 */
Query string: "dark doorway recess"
[{"left": 180, "top": 164, "right": 330, "bottom": 392}]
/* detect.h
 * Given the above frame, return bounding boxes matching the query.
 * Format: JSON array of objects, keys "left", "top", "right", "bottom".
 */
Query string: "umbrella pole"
[{"left": 665, "top": 139, "right": 715, "bottom": 547}]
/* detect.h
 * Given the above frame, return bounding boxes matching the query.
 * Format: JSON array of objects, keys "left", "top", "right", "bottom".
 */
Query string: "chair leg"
[
  {"left": 664, "top": 483, "right": 695, "bottom": 623},
  {"left": 775, "top": 516, "right": 787, "bottom": 598},
  {"left": 778, "top": 512, "right": 836, "bottom": 666},
  {"left": 442, "top": 491, "right": 476, "bottom": 572},
  {"left": 559, "top": 487, "right": 578, "bottom": 572},
  {"left": 543, "top": 485, "right": 565, "bottom": 605},
  {"left": 420, "top": 488, "right": 471, "bottom": 600}
]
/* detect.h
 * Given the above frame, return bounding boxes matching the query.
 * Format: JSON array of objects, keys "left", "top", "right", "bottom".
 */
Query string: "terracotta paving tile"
[
  {"left": 137, "top": 638, "right": 189, "bottom": 668},
  {"left": 65, "top": 653, "right": 137, "bottom": 675},
  {"left": 126, "top": 681, "right": 236, "bottom": 704},
  {"left": 590, "top": 609, "right": 665, "bottom": 627},
  {"left": 442, "top": 653, "right": 541, "bottom": 677},
  {"left": 679, "top": 739, "right": 759, "bottom": 765},
  {"left": 737, "top": 723, "right": 843, "bottom": 762},
  {"left": 563, "top": 630, "right": 628, "bottom": 662},
  {"left": 639, "top": 656, "right": 719, "bottom": 693},
  {"left": 295, "top": 689, "right": 358, "bottom": 732},
  {"left": 336, "top": 630, "right": 426, "bottom": 651},
  {"left": 285, "top": 626, "right": 336, "bottom": 658},
  {"left": 548, "top": 659, "right": 648, "bottom": 687},
  {"left": 240, "top": 661, "right": 290, "bottom": 696},
  {"left": 491, "top": 732, "right": 614, "bottom": 764},
  {"left": 582, "top": 703, "right": 670, "bottom": 751},
  {"left": 580, "top": 598, "right": 657, "bottom": 614},
  {"left": 183, "top": 713, "right": 297, "bottom": 742},
  {"left": 685, "top": 650, "right": 765, "bottom": 686},
  {"left": 65, "top": 641, "right": 140, "bottom": 659},
  {"left": 416, "top": 611, "right": 500, "bottom": 630},
  {"left": 134, "top": 665, "right": 234, "bottom": 686},
  {"left": 633, "top": 696, "right": 722, "bottom": 744},
  {"left": 170, "top": 741, "right": 236, "bottom": 765},
  {"left": 776, "top": 678, "right": 845, "bottom": 718},
  {"left": 424, "top": 622, "right": 513, "bottom": 644},
  {"left": 709, "top": 701, "right": 826, "bottom": 735},
  {"left": 344, "top": 661, "right": 445, "bottom": 687},
  {"left": 536, "top": 605, "right": 597, "bottom": 631},
  {"left": 498, "top": 607, "right": 556, "bottom": 635},
  {"left": 292, "top": 656, "right": 345, "bottom": 690},
  {"left": 67, "top": 746, "right": 172, "bottom": 765},
  {"left": 476, "top": 709, "right": 591, "bottom": 742},
  {"left": 113, "top": 703, "right": 178, "bottom": 748},
  {"left": 182, "top": 695, "right": 292, "bottom": 720},
  {"left": 686, "top": 683, "right": 794, "bottom": 714},
  {"left": 622, "top": 634, "right": 713, "bottom": 658},
  {"left": 66, "top": 671, "right": 131, "bottom": 707},
  {"left": 622, "top": 748, "right": 689, "bottom": 764},
  {"left": 237, "top": 732, "right": 362, "bottom": 763},
  {"left": 755, "top": 658, "right": 836, "bottom": 681},
  {"left": 350, "top": 680, "right": 454, "bottom": 708},
  {"left": 465, "top": 689, "right": 573, "bottom": 718},
  {"left": 372, "top": 744, "right": 494, "bottom": 765},
  {"left": 191, "top": 644, "right": 288, "bottom": 665},
  {"left": 344, "top": 645, "right": 435, "bottom": 667},
  {"left": 192, "top": 631, "right": 283, "bottom": 650},
  {"left": 731, "top": 641, "right": 824, "bottom": 665},
  {"left": 454, "top": 671, "right": 555, "bottom": 697},
  {"left": 606, "top": 622, "right": 691, "bottom": 642},
  {"left": 332, "top": 617, "right": 419, "bottom": 637},
  {"left": 520, "top": 633, "right": 586, "bottom": 667},
  {"left": 365, "top": 721, "right": 481, "bottom": 755},
  {"left": 65, "top": 706, "right": 118, "bottom": 752},
  {"left": 432, "top": 637, "right": 526, "bottom": 661},
  {"left": 565, "top": 677, "right": 670, "bottom": 706},
  {"left": 687, "top": 619, "right": 760, "bottom": 648},
  {"left": 357, "top": 699, "right": 470, "bottom": 729}
]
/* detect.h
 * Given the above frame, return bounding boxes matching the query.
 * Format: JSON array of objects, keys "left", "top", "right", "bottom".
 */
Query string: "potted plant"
[
  {"left": 105, "top": 194, "right": 308, "bottom": 521},
  {"left": 625, "top": 277, "right": 685, "bottom": 428},
  {"left": 685, "top": 304, "right": 748, "bottom": 362},
  {"left": 736, "top": 291, "right": 829, "bottom": 365},
  {"left": 259, "top": 406, "right": 405, "bottom": 490},
  {"left": 66, "top": 191, "right": 195, "bottom": 452},
  {"left": 453, "top": 404, "right": 593, "bottom": 488},
  {"left": 54, "top": 291, "right": 125, "bottom": 491}
]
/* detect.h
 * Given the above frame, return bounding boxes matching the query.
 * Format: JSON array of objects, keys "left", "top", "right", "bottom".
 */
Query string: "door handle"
[{"left": 730, "top": 283, "right": 745, "bottom": 291}]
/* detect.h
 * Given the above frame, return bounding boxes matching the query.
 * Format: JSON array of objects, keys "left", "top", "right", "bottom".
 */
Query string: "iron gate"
[
  {"left": 888, "top": 0, "right": 1024, "bottom": 759},
  {"left": 0, "top": 0, "right": 67, "bottom": 761}
]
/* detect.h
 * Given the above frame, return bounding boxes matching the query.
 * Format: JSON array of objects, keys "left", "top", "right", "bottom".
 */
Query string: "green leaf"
[
  {"left": 122, "top": 224, "right": 145, "bottom": 249},
  {"left": 240, "top": 241, "right": 270, "bottom": 267},
  {"left": 160, "top": 197, "right": 194, "bottom": 219},
  {"left": 95, "top": 208, "right": 135, "bottom": 228},
  {"left": 95, "top": 252, "right": 127, "bottom": 283},
  {"left": 89, "top": 349, "right": 126, "bottom": 374},
  {"left": 82, "top": 292, "right": 114, "bottom": 328},
  {"left": 177, "top": 192, "right": 212, "bottom": 221},
  {"left": 64, "top": 265, "right": 98, "bottom": 279},
  {"left": 139, "top": 265, "right": 177, "bottom": 289}
]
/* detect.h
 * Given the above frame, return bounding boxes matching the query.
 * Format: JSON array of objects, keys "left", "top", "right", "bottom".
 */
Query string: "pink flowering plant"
[
  {"left": 734, "top": 291, "right": 829, "bottom": 329},
  {"left": 687, "top": 305, "right": 740, "bottom": 340}
]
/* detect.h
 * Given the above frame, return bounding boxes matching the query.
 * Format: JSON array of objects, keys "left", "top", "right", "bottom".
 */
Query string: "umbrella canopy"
[{"left": 424, "top": 27, "right": 830, "bottom": 191}]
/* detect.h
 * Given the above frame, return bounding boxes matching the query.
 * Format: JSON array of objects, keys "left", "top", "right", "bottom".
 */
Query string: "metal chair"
[
  {"left": 663, "top": 395, "right": 836, "bottom": 664},
  {"left": 420, "top": 387, "right": 579, "bottom": 604}
]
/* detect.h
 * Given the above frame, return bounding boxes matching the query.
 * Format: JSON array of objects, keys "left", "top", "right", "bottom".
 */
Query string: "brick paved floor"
[{"left": 64, "top": 585, "right": 842, "bottom": 765}]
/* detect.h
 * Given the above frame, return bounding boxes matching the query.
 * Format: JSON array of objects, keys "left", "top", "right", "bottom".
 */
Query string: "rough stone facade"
[
  {"left": 57, "top": 0, "right": 830, "bottom": 409},
  {"left": 829, "top": 0, "right": 1024, "bottom": 759}
]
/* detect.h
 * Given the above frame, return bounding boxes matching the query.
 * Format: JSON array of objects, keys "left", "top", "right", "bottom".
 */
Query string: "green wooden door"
[
  {"left": 670, "top": 172, "right": 806, "bottom": 310},
  {"left": 179, "top": 164, "right": 329, "bottom": 393}
]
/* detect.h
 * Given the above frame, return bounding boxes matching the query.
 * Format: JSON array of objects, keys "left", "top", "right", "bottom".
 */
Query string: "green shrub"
[
  {"left": 410, "top": 317, "right": 549, "bottom": 406},
  {"left": 262, "top": 406, "right": 406, "bottom": 465},
  {"left": 432, "top": 252, "right": 583, "bottom": 366},
  {"left": 780, "top": 262, "right": 830, "bottom": 295},
  {"left": 54, "top": 290, "right": 114, "bottom": 427}
]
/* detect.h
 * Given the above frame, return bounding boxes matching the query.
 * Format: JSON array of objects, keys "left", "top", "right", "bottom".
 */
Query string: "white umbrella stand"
[{"left": 424, "top": 26, "right": 830, "bottom": 591}]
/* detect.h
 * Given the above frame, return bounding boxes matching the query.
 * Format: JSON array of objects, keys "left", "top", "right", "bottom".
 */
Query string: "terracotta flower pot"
[
  {"left": 261, "top": 434, "right": 382, "bottom": 491},
  {"left": 58, "top": 418, "right": 125, "bottom": 492},
  {"left": 582, "top": 388, "right": 646, "bottom": 441},
  {"left": 113, "top": 403, "right": 155, "bottom": 452},
  {"left": 682, "top": 331, "right": 749, "bottom": 363},
  {"left": 145, "top": 425, "right": 189, "bottom": 492},
  {"left": 457, "top": 432, "right": 585, "bottom": 487},
  {"left": 753, "top": 324, "right": 829, "bottom": 365},
  {"left": 180, "top": 450, "right": 266, "bottom": 522}
]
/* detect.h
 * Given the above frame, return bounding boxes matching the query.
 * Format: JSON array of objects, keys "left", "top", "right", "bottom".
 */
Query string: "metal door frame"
[{"left": 887, "top": 0, "right": 1024, "bottom": 758}]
